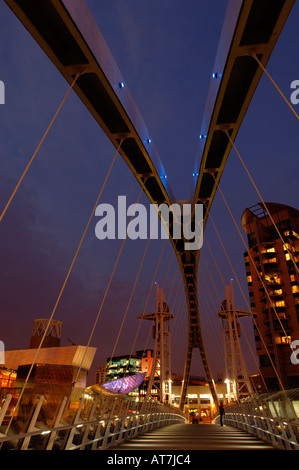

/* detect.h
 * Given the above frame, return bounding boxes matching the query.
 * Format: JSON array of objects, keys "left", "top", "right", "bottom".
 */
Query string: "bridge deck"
[{"left": 115, "top": 423, "right": 276, "bottom": 451}]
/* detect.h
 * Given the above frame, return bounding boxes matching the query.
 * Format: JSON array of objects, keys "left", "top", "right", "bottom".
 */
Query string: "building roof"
[
  {"left": 4, "top": 345, "right": 96, "bottom": 372},
  {"left": 241, "top": 202, "right": 299, "bottom": 233}
]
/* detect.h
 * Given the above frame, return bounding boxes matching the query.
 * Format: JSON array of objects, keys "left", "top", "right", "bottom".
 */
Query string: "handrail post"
[{"left": 20, "top": 395, "right": 44, "bottom": 450}]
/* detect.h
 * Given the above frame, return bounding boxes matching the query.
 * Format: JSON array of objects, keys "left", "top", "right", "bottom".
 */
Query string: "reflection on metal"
[
  {"left": 101, "top": 373, "right": 146, "bottom": 394},
  {"left": 218, "top": 389, "right": 299, "bottom": 450},
  {"left": 138, "top": 284, "right": 173, "bottom": 404},
  {"left": 0, "top": 387, "right": 185, "bottom": 450},
  {"left": 218, "top": 281, "right": 254, "bottom": 402},
  {"left": 4, "top": 0, "right": 295, "bottom": 410}
]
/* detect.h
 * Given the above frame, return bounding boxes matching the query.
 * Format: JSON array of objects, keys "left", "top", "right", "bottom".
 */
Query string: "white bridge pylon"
[
  {"left": 138, "top": 284, "right": 173, "bottom": 404},
  {"left": 218, "top": 280, "right": 254, "bottom": 402}
]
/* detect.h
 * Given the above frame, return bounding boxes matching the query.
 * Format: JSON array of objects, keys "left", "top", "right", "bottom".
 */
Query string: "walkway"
[{"left": 115, "top": 423, "right": 276, "bottom": 450}]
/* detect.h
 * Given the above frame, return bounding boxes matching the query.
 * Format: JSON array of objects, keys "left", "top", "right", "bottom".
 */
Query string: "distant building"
[
  {"left": 242, "top": 202, "right": 299, "bottom": 390},
  {"left": 171, "top": 376, "right": 226, "bottom": 422},
  {"left": 29, "top": 319, "right": 62, "bottom": 349},
  {"left": 95, "top": 364, "right": 107, "bottom": 385},
  {"left": 105, "top": 350, "right": 153, "bottom": 383},
  {"left": 2, "top": 319, "right": 96, "bottom": 396},
  {"left": 4, "top": 344, "right": 96, "bottom": 389}
]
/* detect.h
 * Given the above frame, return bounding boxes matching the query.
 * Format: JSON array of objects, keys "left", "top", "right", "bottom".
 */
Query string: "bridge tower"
[
  {"left": 138, "top": 284, "right": 173, "bottom": 403},
  {"left": 218, "top": 280, "right": 254, "bottom": 402}
]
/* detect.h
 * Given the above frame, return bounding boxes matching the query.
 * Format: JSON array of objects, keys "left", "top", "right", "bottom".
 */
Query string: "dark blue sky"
[{"left": 0, "top": 1, "right": 298, "bottom": 384}]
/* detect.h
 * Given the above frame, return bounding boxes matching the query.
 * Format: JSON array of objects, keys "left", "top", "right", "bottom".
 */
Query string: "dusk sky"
[{"left": 0, "top": 0, "right": 298, "bottom": 385}]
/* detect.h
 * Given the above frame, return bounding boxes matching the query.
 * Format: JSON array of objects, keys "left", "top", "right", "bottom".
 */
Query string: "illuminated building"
[
  {"left": 105, "top": 350, "right": 153, "bottom": 383},
  {"left": 242, "top": 202, "right": 299, "bottom": 390},
  {"left": 171, "top": 376, "right": 227, "bottom": 422},
  {"left": 3, "top": 319, "right": 96, "bottom": 393},
  {"left": 95, "top": 364, "right": 107, "bottom": 385},
  {"left": 101, "top": 372, "right": 146, "bottom": 394},
  {"left": 0, "top": 368, "right": 16, "bottom": 389}
]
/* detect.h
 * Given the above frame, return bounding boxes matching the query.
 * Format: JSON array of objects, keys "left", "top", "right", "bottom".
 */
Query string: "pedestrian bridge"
[
  {"left": 114, "top": 423, "right": 274, "bottom": 451},
  {"left": 0, "top": 385, "right": 298, "bottom": 450},
  {"left": 1, "top": 0, "right": 298, "bottom": 454}
]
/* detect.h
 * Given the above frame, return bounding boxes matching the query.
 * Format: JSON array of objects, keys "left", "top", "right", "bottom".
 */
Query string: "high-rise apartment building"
[{"left": 242, "top": 203, "right": 299, "bottom": 391}]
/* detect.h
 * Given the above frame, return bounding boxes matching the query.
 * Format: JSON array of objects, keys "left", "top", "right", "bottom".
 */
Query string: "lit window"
[
  {"left": 286, "top": 253, "right": 291, "bottom": 261},
  {"left": 278, "top": 312, "right": 286, "bottom": 319},
  {"left": 292, "top": 285, "right": 299, "bottom": 294},
  {"left": 274, "top": 289, "right": 283, "bottom": 295},
  {"left": 276, "top": 300, "right": 286, "bottom": 307},
  {"left": 247, "top": 275, "right": 252, "bottom": 283},
  {"left": 266, "top": 247, "right": 276, "bottom": 253},
  {"left": 281, "top": 336, "right": 291, "bottom": 344}
]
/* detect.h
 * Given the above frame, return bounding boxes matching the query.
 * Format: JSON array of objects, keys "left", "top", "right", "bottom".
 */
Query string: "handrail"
[
  {"left": 215, "top": 390, "right": 299, "bottom": 450},
  {"left": 0, "top": 391, "right": 186, "bottom": 450}
]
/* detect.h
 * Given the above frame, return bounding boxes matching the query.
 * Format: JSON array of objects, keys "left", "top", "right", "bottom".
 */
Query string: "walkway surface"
[{"left": 115, "top": 423, "right": 276, "bottom": 450}]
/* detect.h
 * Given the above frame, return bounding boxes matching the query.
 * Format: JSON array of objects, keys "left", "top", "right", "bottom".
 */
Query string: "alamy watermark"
[
  {"left": 0, "top": 80, "right": 5, "bottom": 104},
  {"left": 290, "top": 80, "right": 299, "bottom": 105},
  {"left": 94, "top": 196, "right": 203, "bottom": 250},
  {"left": 0, "top": 340, "right": 4, "bottom": 364},
  {"left": 290, "top": 340, "right": 299, "bottom": 365}
]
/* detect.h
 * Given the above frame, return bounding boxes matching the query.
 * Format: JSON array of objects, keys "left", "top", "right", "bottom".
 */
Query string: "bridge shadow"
[{"left": 114, "top": 423, "right": 276, "bottom": 451}]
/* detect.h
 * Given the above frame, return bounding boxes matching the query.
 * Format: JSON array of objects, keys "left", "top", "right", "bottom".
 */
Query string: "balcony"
[
  {"left": 262, "top": 258, "right": 279, "bottom": 266},
  {"left": 262, "top": 301, "right": 287, "bottom": 313},
  {"left": 259, "top": 279, "right": 283, "bottom": 291}
]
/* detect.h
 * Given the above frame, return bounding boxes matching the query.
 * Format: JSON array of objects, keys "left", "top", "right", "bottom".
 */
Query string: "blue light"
[
  {"left": 160, "top": 175, "right": 167, "bottom": 179},
  {"left": 199, "top": 134, "right": 207, "bottom": 139},
  {"left": 193, "top": 172, "right": 199, "bottom": 177},
  {"left": 144, "top": 138, "right": 152, "bottom": 144},
  {"left": 212, "top": 72, "right": 222, "bottom": 79},
  {"left": 119, "top": 82, "right": 125, "bottom": 88}
]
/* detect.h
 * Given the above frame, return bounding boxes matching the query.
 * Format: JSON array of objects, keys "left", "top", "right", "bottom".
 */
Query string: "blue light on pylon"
[
  {"left": 199, "top": 134, "right": 207, "bottom": 139},
  {"left": 160, "top": 175, "right": 167, "bottom": 179},
  {"left": 193, "top": 172, "right": 199, "bottom": 177},
  {"left": 212, "top": 72, "right": 222, "bottom": 79},
  {"left": 144, "top": 138, "right": 152, "bottom": 144},
  {"left": 119, "top": 81, "right": 125, "bottom": 88}
]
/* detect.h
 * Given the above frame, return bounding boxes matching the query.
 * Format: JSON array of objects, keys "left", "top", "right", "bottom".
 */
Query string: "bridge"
[{"left": 0, "top": 0, "right": 299, "bottom": 452}]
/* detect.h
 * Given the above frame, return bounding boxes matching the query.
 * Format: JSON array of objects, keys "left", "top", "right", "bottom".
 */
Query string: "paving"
[{"left": 114, "top": 423, "right": 276, "bottom": 450}]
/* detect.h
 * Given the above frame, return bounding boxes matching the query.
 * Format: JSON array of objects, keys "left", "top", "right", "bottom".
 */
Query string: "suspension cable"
[
  {"left": 125, "top": 239, "right": 167, "bottom": 377},
  {"left": 0, "top": 71, "right": 83, "bottom": 223},
  {"left": 4, "top": 138, "right": 123, "bottom": 434},
  {"left": 251, "top": 52, "right": 299, "bottom": 121},
  {"left": 107, "top": 207, "right": 159, "bottom": 373},
  {"left": 196, "top": 275, "right": 224, "bottom": 373},
  {"left": 74, "top": 181, "right": 147, "bottom": 388},
  {"left": 205, "top": 200, "right": 284, "bottom": 392},
  {"left": 141, "top": 247, "right": 177, "bottom": 358},
  {"left": 197, "top": 258, "right": 225, "bottom": 358},
  {"left": 224, "top": 129, "right": 299, "bottom": 278},
  {"left": 211, "top": 172, "right": 289, "bottom": 338},
  {"left": 202, "top": 233, "right": 261, "bottom": 383},
  {"left": 162, "top": 251, "right": 174, "bottom": 290}
]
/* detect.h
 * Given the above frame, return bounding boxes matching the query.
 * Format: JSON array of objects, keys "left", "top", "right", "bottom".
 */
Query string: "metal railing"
[
  {"left": 216, "top": 389, "right": 299, "bottom": 450},
  {"left": 0, "top": 385, "right": 186, "bottom": 450}
]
